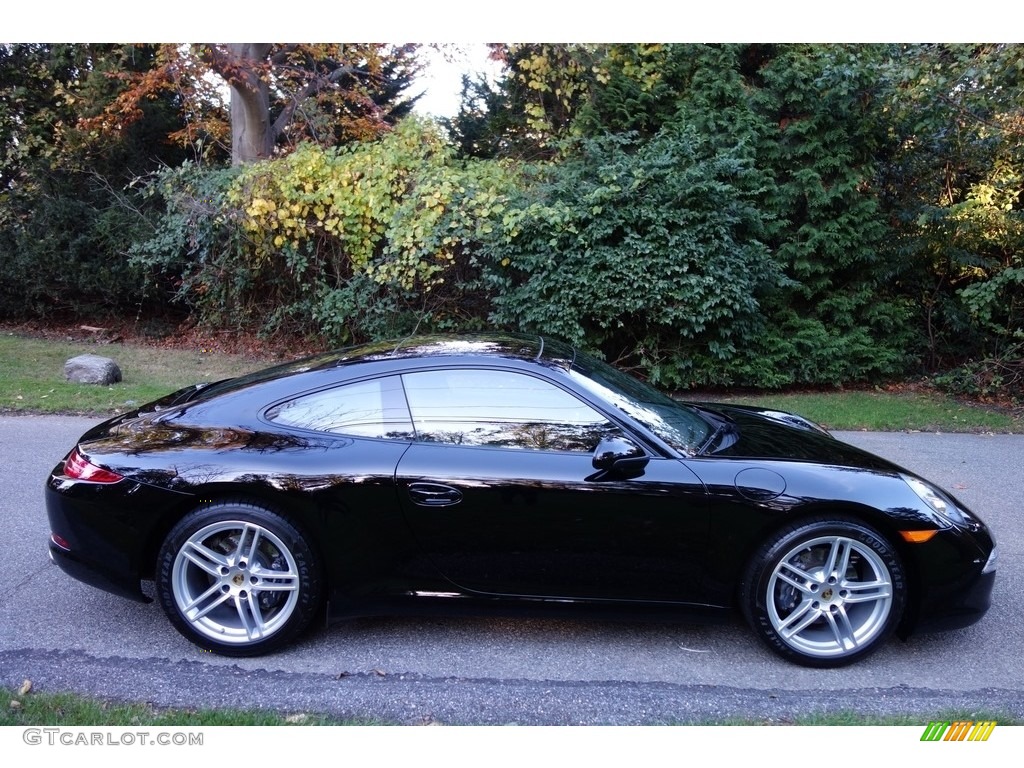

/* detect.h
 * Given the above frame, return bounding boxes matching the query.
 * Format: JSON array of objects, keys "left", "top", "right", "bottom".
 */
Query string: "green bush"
[
  {"left": 0, "top": 175, "right": 155, "bottom": 318},
  {"left": 128, "top": 163, "right": 244, "bottom": 325},
  {"left": 130, "top": 120, "right": 515, "bottom": 342},
  {"left": 934, "top": 344, "right": 1024, "bottom": 402},
  {"left": 476, "top": 129, "right": 783, "bottom": 388}
]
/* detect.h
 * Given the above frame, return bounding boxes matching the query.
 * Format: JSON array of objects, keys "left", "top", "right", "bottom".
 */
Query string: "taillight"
[{"left": 64, "top": 449, "right": 123, "bottom": 483}]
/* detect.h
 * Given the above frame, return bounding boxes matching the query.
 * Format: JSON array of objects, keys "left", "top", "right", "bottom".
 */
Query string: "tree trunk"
[{"left": 226, "top": 44, "right": 274, "bottom": 165}]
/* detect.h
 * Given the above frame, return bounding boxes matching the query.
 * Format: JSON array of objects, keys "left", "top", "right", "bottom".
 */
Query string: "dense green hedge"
[{"left": 124, "top": 118, "right": 913, "bottom": 389}]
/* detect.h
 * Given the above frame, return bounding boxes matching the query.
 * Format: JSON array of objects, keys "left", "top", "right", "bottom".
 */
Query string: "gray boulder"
[{"left": 64, "top": 354, "right": 122, "bottom": 385}]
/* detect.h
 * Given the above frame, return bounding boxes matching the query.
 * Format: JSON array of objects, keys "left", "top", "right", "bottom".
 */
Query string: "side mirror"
[{"left": 592, "top": 436, "right": 649, "bottom": 475}]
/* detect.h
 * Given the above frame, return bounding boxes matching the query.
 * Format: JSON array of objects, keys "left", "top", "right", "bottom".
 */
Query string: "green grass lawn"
[
  {"left": 1, "top": 331, "right": 1019, "bottom": 432},
  {"left": 0, "top": 333, "right": 264, "bottom": 415},
  {"left": 702, "top": 390, "right": 1019, "bottom": 433},
  {"left": 1, "top": 686, "right": 364, "bottom": 726}
]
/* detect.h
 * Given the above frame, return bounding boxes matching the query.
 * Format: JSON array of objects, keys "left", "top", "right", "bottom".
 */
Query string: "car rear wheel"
[
  {"left": 156, "top": 502, "right": 322, "bottom": 656},
  {"left": 741, "top": 517, "right": 906, "bottom": 667}
]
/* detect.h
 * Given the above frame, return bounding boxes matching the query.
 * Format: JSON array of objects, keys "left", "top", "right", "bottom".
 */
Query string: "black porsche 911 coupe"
[{"left": 45, "top": 334, "right": 997, "bottom": 667}]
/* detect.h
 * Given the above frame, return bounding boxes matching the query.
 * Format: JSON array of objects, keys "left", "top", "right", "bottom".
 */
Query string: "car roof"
[
  {"left": 345, "top": 333, "right": 548, "bottom": 363},
  {"left": 193, "top": 333, "right": 576, "bottom": 403},
  {"left": 317, "top": 332, "right": 575, "bottom": 368}
]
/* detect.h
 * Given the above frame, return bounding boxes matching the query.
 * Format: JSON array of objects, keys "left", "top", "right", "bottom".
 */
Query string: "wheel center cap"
[
  {"left": 232, "top": 573, "right": 245, "bottom": 587},
  {"left": 822, "top": 587, "right": 834, "bottom": 601}
]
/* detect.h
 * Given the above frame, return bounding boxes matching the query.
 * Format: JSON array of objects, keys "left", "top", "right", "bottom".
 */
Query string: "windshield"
[{"left": 567, "top": 350, "right": 711, "bottom": 454}]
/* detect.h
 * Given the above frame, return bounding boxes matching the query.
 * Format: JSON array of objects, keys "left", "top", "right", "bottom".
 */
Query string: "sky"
[{"left": 412, "top": 44, "right": 503, "bottom": 118}]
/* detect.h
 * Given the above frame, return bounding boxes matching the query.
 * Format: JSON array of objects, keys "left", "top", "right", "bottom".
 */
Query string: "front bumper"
[
  {"left": 911, "top": 566, "right": 996, "bottom": 634},
  {"left": 900, "top": 522, "right": 997, "bottom": 637}
]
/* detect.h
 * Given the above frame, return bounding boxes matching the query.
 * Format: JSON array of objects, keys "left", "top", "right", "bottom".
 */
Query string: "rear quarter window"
[{"left": 265, "top": 376, "right": 414, "bottom": 439}]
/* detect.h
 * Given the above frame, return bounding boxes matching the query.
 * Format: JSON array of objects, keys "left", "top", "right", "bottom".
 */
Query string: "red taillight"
[{"left": 64, "top": 449, "right": 123, "bottom": 483}]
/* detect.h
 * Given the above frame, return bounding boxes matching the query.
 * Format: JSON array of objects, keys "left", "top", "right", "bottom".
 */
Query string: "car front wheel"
[
  {"left": 156, "top": 502, "right": 323, "bottom": 656},
  {"left": 741, "top": 517, "right": 906, "bottom": 667}
]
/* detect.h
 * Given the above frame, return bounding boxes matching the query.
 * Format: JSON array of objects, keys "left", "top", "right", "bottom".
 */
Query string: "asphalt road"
[{"left": 1, "top": 415, "right": 1021, "bottom": 725}]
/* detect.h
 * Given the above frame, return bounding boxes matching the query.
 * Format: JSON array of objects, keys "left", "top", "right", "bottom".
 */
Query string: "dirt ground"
[{"left": 2, "top": 317, "right": 328, "bottom": 361}]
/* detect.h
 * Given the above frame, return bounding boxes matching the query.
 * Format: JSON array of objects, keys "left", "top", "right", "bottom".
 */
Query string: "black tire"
[
  {"left": 740, "top": 516, "right": 906, "bottom": 668},
  {"left": 156, "top": 501, "right": 323, "bottom": 656}
]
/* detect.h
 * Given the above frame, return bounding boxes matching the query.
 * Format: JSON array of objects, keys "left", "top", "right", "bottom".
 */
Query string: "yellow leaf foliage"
[{"left": 225, "top": 118, "right": 516, "bottom": 292}]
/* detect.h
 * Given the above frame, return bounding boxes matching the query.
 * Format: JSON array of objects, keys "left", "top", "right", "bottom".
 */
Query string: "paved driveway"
[{"left": 1, "top": 416, "right": 1021, "bottom": 724}]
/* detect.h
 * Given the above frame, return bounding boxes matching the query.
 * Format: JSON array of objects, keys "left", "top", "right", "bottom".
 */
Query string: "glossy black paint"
[{"left": 45, "top": 333, "right": 996, "bottom": 655}]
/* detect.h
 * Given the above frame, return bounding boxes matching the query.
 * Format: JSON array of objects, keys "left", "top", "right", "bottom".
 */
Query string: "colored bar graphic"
[
  {"left": 945, "top": 721, "right": 972, "bottom": 741},
  {"left": 968, "top": 722, "right": 997, "bottom": 741},
  {"left": 920, "top": 720, "right": 996, "bottom": 742}
]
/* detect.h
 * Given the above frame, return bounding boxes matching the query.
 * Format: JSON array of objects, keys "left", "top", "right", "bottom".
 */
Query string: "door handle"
[{"left": 407, "top": 482, "right": 463, "bottom": 507}]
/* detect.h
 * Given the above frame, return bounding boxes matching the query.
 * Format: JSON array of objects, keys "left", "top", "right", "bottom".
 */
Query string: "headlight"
[{"left": 902, "top": 475, "right": 968, "bottom": 527}]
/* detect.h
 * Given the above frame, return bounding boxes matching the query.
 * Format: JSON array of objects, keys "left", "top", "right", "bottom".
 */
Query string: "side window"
[
  {"left": 402, "top": 369, "right": 619, "bottom": 452},
  {"left": 266, "top": 376, "right": 414, "bottom": 439}
]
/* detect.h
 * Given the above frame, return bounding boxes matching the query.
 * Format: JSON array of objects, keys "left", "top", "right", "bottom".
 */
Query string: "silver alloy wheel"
[
  {"left": 171, "top": 519, "right": 301, "bottom": 645},
  {"left": 766, "top": 534, "right": 894, "bottom": 660}
]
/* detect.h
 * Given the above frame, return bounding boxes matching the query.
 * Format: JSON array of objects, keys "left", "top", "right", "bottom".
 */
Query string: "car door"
[
  {"left": 394, "top": 367, "right": 710, "bottom": 603},
  {"left": 263, "top": 375, "right": 421, "bottom": 593}
]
